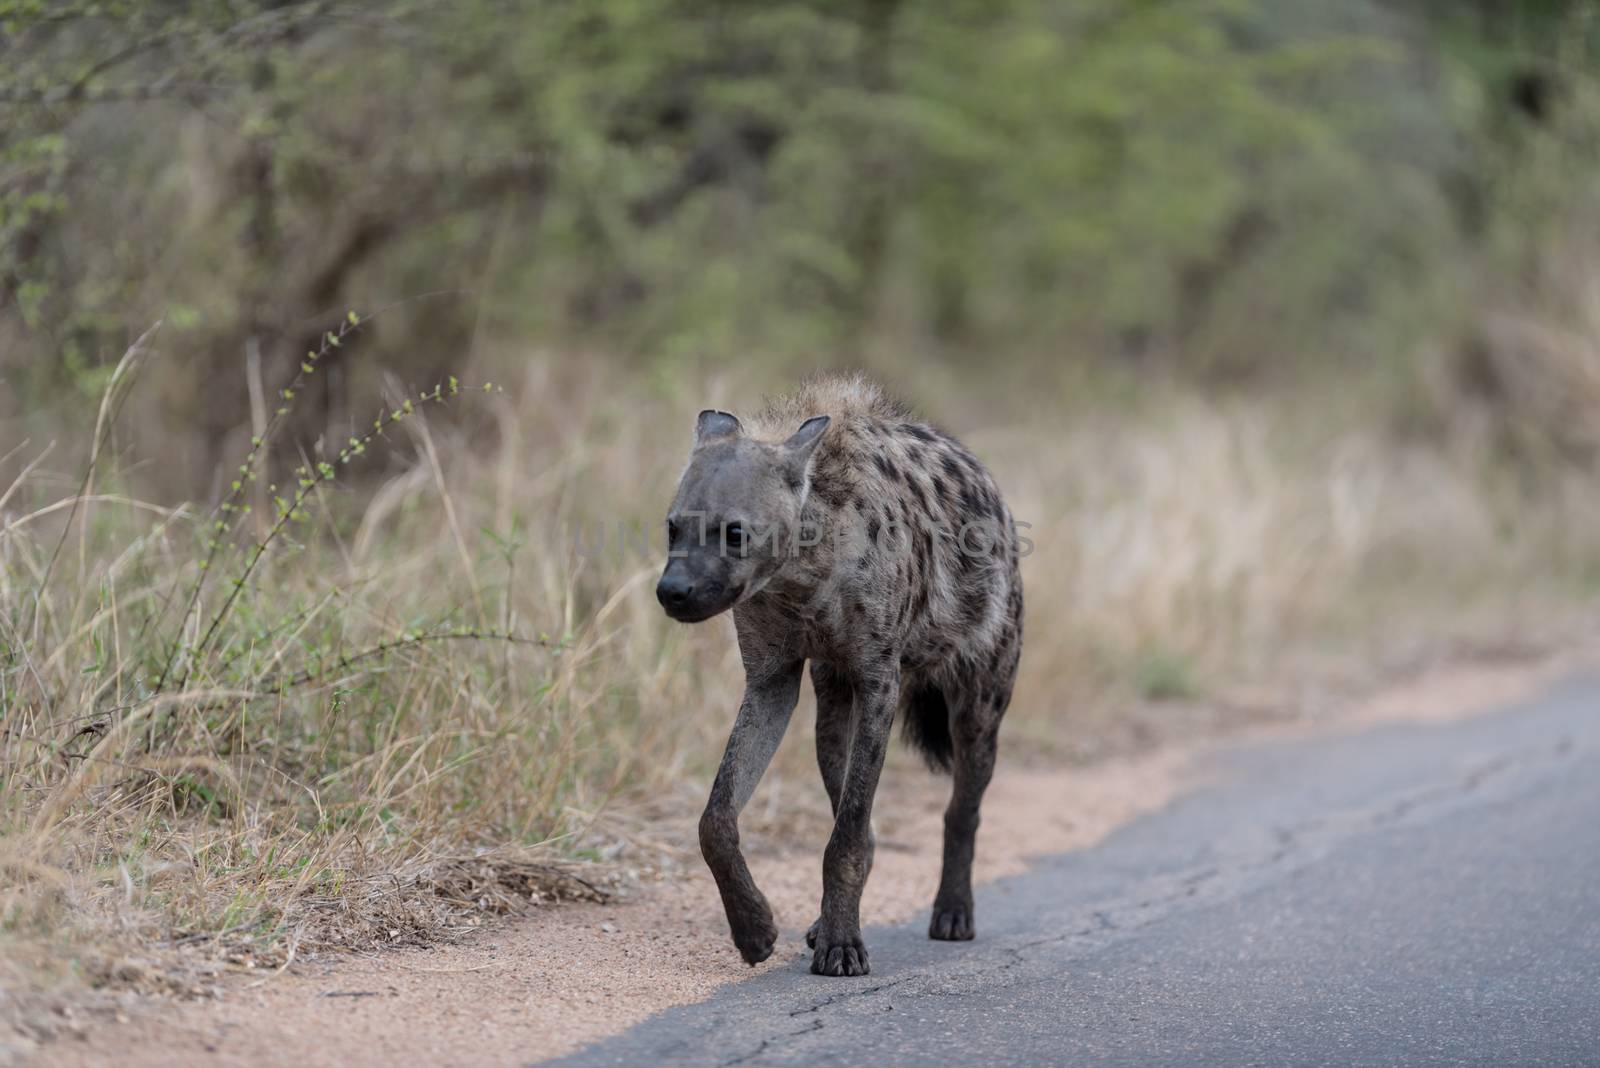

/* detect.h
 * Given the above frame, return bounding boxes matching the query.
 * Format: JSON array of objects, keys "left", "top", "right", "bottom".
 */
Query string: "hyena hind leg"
[{"left": 929, "top": 688, "right": 1004, "bottom": 941}]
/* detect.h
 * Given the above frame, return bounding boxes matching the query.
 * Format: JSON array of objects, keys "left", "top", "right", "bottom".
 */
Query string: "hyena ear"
[
  {"left": 783, "top": 415, "right": 830, "bottom": 465},
  {"left": 695, "top": 409, "right": 743, "bottom": 444}
]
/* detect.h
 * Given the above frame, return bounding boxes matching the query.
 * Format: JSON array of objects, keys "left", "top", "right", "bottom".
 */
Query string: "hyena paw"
[
  {"left": 805, "top": 918, "right": 820, "bottom": 949},
  {"left": 810, "top": 929, "right": 870, "bottom": 977},
  {"left": 730, "top": 909, "right": 779, "bottom": 965},
  {"left": 929, "top": 898, "right": 975, "bottom": 941}
]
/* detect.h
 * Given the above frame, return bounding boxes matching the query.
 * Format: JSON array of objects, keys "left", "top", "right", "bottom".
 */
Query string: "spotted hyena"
[{"left": 655, "top": 373, "right": 1024, "bottom": 977}]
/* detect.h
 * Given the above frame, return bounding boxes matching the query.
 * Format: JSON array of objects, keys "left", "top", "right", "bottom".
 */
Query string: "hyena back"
[{"left": 656, "top": 373, "right": 1023, "bottom": 977}]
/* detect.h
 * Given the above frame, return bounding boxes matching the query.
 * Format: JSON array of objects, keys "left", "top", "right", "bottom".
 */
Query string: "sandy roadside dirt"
[
  {"left": 21, "top": 643, "right": 1597, "bottom": 1068},
  {"left": 23, "top": 750, "right": 1185, "bottom": 1068}
]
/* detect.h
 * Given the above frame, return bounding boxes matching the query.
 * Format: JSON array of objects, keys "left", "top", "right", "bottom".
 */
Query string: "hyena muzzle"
[{"left": 656, "top": 373, "right": 1023, "bottom": 977}]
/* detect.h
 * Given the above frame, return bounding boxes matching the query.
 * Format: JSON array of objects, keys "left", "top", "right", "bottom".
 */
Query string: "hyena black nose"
[{"left": 656, "top": 573, "right": 695, "bottom": 612}]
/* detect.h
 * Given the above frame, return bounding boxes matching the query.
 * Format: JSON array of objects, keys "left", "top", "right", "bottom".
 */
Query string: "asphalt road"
[{"left": 546, "top": 678, "right": 1600, "bottom": 1067}]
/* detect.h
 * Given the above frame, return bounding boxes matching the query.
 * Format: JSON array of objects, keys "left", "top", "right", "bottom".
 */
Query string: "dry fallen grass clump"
[{"left": 3, "top": 335, "right": 1598, "bottom": 1004}]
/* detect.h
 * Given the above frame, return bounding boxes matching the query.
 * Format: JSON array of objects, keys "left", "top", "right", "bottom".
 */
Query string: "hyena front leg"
[
  {"left": 700, "top": 659, "right": 804, "bottom": 965},
  {"left": 805, "top": 662, "right": 873, "bottom": 951},
  {"left": 812, "top": 659, "right": 899, "bottom": 977}
]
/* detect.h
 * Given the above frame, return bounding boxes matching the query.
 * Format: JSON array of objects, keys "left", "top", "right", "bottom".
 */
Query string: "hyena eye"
[
  {"left": 723, "top": 521, "right": 746, "bottom": 553},
  {"left": 666, "top": 519, "right": 682, "bottom": 545}
]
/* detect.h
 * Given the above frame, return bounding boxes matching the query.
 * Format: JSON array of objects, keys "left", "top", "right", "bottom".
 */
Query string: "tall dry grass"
[
  {"left": 1, "top": 349, "right": 746, "bottom": 981},
  {"left": 3, "top": 338, "right": 1599, "bottom": 986},
  {"left": 990, "top": 389, "right": 1600, "bottom": 752}
]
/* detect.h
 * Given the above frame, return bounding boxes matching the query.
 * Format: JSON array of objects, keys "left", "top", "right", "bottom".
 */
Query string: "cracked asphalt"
[{"left": 544, "top": 678, "right": 1600, "bottom": 1067}]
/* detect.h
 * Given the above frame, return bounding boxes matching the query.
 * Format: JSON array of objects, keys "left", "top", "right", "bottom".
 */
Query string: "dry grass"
[
  {"left": 1, "top": 352, "right": 743, "bottom": 985},
  {"left": 3, "top": 342, "right": 1598, "bottom": 1003}
]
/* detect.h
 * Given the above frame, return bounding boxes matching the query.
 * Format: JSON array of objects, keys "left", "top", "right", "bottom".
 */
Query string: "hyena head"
[{"left": 656, "top": 408, "right": 830, "bottom": 623}]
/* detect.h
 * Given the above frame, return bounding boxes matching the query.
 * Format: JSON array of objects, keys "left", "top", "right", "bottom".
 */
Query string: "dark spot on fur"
[
  {"left": 814, "top": 482, "right": 848, "bottom": 508},
  {"left": 906, "top": 477, "right": 929, "bottom": 512},
  {"left": 960, "top": 588, "right": 987, "bottom": 626},
  {"left": 873, "top": 452, "right": 899, "bottom": 481}
]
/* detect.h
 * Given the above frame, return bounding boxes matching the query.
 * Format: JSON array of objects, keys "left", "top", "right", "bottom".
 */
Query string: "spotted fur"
[{"left": 657, "top": 372, "right": 1024, "bottom": 976}]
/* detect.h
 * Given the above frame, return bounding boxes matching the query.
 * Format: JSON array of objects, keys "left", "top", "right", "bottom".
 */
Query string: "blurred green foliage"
[{"left": 1, "top": 0, "right": 1597, "bottom": 472}]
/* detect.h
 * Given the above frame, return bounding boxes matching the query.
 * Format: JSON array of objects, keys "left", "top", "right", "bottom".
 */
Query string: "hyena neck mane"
[
  {"left": 746, "top": 372, "right": 910, "bottom": 451},
  {"left": 746, "top": 372, "right": 917, "bottom": 507}
]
